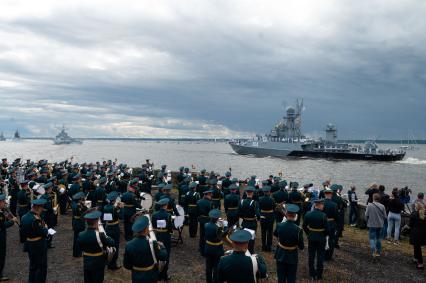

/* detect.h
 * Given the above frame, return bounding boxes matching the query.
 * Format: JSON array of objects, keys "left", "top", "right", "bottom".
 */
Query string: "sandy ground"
[{"left": 4, "top": 210, "right": 426, "bottom": 283}]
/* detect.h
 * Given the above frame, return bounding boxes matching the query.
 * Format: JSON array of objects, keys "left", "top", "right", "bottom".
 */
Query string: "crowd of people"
[{"left": 0, "top": 157, "right": 425, "bottom": 283}]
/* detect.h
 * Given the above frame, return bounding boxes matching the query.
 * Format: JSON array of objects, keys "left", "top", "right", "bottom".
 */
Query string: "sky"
[{"left": 0, "top": 0, "right": 425, "bottom": 139}]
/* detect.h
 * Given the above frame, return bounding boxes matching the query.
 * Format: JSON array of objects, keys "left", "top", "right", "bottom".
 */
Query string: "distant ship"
[
  {"left": 53, "top": 126, "right": 83, "bottom": 145},
  {"left": 12, "top": 129, "right": 21, "bottom": 141},
  {"left": 229, "top": 100, "right": 406, "bottom": 161},
  {"left": 0, "top": 132, "right": 5, "bottom": 141}
]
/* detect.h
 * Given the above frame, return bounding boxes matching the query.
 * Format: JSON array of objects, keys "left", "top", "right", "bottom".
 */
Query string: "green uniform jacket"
[
  {"left": 71, "top": 202, "right": 87, "bottom": 231},
  {"left": 122, "top": 191, "right": 140, "bottom": 217},
  {"left": 274, "top": 220, "right": 304, "bottom": 264},
  {"left": 289, "top": 190, "right": 303, "bottom": 206},
  {"left": 259, "top": 196, "right": 275, "bottom": 220},
  {"left": 0, "top": 210, "right": 14, "bottom": 242},
  {"left": 302, "top": 209, "right": 329, "bottom": 242},
  {"left": 103, "top": 204, "right": 120, "bottom": 235},
  {"left": 273, "top": 190, "right": 289, "bottom": 204},
  {"left": 77, "top": 228, "right": 115, "bottom": 270},
  {"left": 17, "top": 189, "right": 31, "bottom": 217},
  {"left": 218, "top": 251, "right": 267, "bottom": 283},
  {"left": 20, "top": 211, "right": 48, "bottom": 251},
  {"left": 204, "top": 221, "right": 225, "bottom": 257},
  {"left": 185, "top": 191, "right": 200, "bottom": 215},
  {"left": 224, "top": 193, "right": 240, "bottom": 217},
  {"left": 323, "top": 199, "right": 338, "bottom": 228},
  {"left": 69, "top": 183, "right": 82, "bottom": 199},
  {"left": 238, "top": 198, "right": 260, "bottom": 230},
  {"left": 197, "top": 198, "right": 212, "bottom": 224},
  {"left": 151, "top": 209, "right": 173, "bottom": 245}
]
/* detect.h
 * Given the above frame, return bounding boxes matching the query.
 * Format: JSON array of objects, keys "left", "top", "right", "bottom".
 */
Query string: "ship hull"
[
  {"left": 288, "top": 150, "right": 405, "bottom": 161},
  {"left": 229, "top": 142, "right": 301, "bottom": 157}
]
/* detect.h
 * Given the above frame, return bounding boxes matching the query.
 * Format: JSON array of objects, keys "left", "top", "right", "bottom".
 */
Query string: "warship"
[
  {"left": 0, "top": 132, "right": 5, "bottom": 141},
  {"left": 229, "top": 100, "right": 406, "bottom": 161},
  {"left": 53, "top": 126, "right": 82, "bottom": 145},
  {"left": 12, "top": 129, "right": 21, "bottom": 141}
]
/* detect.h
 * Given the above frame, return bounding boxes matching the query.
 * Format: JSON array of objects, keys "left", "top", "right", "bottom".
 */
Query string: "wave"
[{"left": 397, "top": 157, "right": 426, "bottom": 165}]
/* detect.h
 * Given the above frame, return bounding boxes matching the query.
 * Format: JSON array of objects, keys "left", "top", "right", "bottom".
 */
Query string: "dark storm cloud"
[{"left": 0, "top": 0, "right": 425, "bottom": 138}]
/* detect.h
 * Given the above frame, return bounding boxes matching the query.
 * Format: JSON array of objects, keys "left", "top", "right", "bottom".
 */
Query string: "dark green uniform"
[
  {"left": 122, "top": 191, "right": 140, "bottom": 241},
  {"left": 273, "top": 189, "right": 289, "bottom": 223},
  {"left": 40, "top": 193, "right": 55, "bottom": 248},
  {"left": 69, "top": 183, "right": 82, "bottom": 201},
  {"left": 224, "top": 192, "right": 239, "bottom": 228},
  {"left": 259, "top": 195, "right": 275, "bottom": 251},
  {"left": 151, "top": 208, "right": 173, "bottom": 280},
  {"left": 217, "top": 251, "right": 267, "bottom": 283},
  {"left": 238, "top": 198, "right": 260, "bottom": 254},
  {"left": 77, "top": 228, "right": 115, "bottom": 283},
  {"left": 17, "top": 189, "right": 31, "bottom": 221},
  {"left": 71, "top": 202, "right": 87, "bottom": 257},
  {"left": 274, "top": 220, "right": 304, "bottom": 283},
  {"left": 124, "top": 236, "right": 166, "bottom": 283},
  {"left": 221, "top": 178, "right": 232, "bottom": 196},
  {"left": 185, "top": 190, "right": 200, "bottom": 237},
  {"left": 21, "top": 211, "right": 49, "bottom": 283},
  {"left": 323, "top": 199, "right": 338, "bottom": 260},
  {"left": 288, "top": 190, "right": 303, "bottom": 225},
  {"left": 204, "top": 220, "right": 225, "bottom": 283},
  {"left": 197, "top": 198, "right": 212, "bottom": 256},
  {"left": 0, "top": 209, "right": 14, "bottom": 279},
  {"left": 94, "top": 186, "right": 106, "bottom": 209},
  {"left": 303, "top": 209, "right": 329, "bottom": 280},
  {"left": 103, "top": 203, "right": 121, "bottom": 269},
  {"left": 210, "top": 186, "right": 222, "bottom": 209}
]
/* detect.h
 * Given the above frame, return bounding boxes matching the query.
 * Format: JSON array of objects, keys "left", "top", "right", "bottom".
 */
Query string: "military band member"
[
  {"left": 40, "top": 183, "right": 56, "bottom": 248},
  {"left": 210, "top": 179, "right": 222, "bottom": 210},
  {"left": 69, "top": 173, "right": 82, "bottom": 201},
  {"left": 273, "top": 181, "right": 289, "bottom": 223},
  {"left": 197, "top": 190, "right": 213, "bottom": 256},
  {"left": 122, "top": 182, "right": 141, "bottom": 241},
  {"left": 152, "top": 198, "right": 173, "bottom": 281},
  {"left": 274, "top": 204, "right": 304, "bottom": 283},
  {"left": 124, "top": 216, "right": 167, "bottom": 283},
  {"left": 72, "top": 192, "right": 87, "bottom": 257},
  {"left": 238, "top": 186, "right": 260, "bottom": 254},
  {"left": 288, "top": 182, "right": 303, "bottom": 225},
  {"left": 224, "top": 184, "right": 240, "bottom": 228},
  {"left": 303, "top": 199, "right": 329, "bottom": 281},
  {"left": 57, "top": 175, "right": 69, "bottom": 215},
  {"left": 0, "top": 194, "right": 16, "bottom": 282},
  {"left": 103, "top": 192, "right": 121, "bottom": 270},
  {"left": 161, "top": 184, "right": 180, "bottom": 216},
  {"left": 21, "top": 198, "right": 49, "bottom": 283},
  {"left": 7, "top": 169, "right": 19, "bottom": 215},
  {"left": 185, "top": 182, "right": 200, "bottom": 238},
  {"left": 94, "top": 177, "right": 107, "bottom": 210},
  {"left": 221, "top": 172, "right": 232, "bottom": 196},
  {"left": 204, "top": 209, "right": 226, "bottom": 283},
  {"left": 259, "top": 186, "right": 275, "bottom": 252},
  {"left": 77, "top": 210, "right": 115, "bottom": 283},
  {"left": 323, "top": 187, "right": 338, "bottom": 261},
  {"left": 17, "top": 180, "right": 32, "bottom": 222},
  {"left": 217, "top": 230, "right": 267, "bottom": 283}
]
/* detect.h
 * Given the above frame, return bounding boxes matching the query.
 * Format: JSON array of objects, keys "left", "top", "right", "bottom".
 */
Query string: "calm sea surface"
[{"left": 1, "top": 140, "right": 425, "bottom": 199}]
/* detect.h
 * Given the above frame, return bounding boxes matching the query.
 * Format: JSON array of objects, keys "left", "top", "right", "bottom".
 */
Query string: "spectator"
[
  {"left": 348, "top": 186, "right": 358, "bottom": 227},
  {"left": 411, "top": 192, "right": 425, "bottom": 212},
  {"left": 408, "top": 203, "right": 426, "bottom": 270},
  {"left": 365, "top": 193, "right": 387, "bottom": 257},
  {"left": 399, "top": 186, "right": 412, "bottom": 206},
  {"left": 386, "top": 188, "right": 404, "bottom": 244},
  {"left": 365, "top": 183, "right": 379, "bottom": 204},
  {"left": 379, "top": 185, "right": 390, "bottom": 238}
]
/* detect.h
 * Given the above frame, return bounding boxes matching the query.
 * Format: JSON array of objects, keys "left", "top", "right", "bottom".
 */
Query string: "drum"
[
  {"left": 140, "top": 192, "right": 153, "bottom": 211},
  {"left": 173, "top": 205, "right": 185, "bottom": 229}
]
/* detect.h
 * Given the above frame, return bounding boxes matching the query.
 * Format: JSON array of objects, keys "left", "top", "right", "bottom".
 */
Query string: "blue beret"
[
  {"left": 262, "top": 186, "right": 271, "bottom": 192},
  {"left": 73, "top": 173, "right": 81, "bottom": 180},
  {"left": 330, "top": 184, "right": 339, "bottom": 191},
  {"left": 203, "top": 189, "right": 213, "bottom": 194},
  {"left": 286, "top": 204, "right": 300, "bottom": 213},
  {"left": 324, "top": 188, "right": 333, "bottom": 194},
  {"left": 231, "top": 178, "right": 239, "bottom": 183},
  {"left": 107, "top": 191, "right": 119, "bottom": 201},
  {"left": 129, "top": 178, "right": 139, "bottom": 186},
  {"left": 200, "top": 169, "right": 206, "bottom": 174},
  {"left": 225, "top": 171, "right": 231, "bottom": 177},
  {"left": 250, "top": 175, "right": 256, "bottom": 179},
  {"left": 245, "top": 186, "right": 256, "bottom": 192},
  {"left": 156, "top": 198, "right": 169, "bottom": 206},
  {"left": 314, "top": 199, "right": 325, "bottom": 204},
  {"left": 72, "top": 192, "right": 85, "bottom": 200},
  {"left": 158, "top": 183, "right": 166, "bottom": 189},
  {"left": 0, "top": 194, "right": 6, "bottom": 201},
  {"left": 209, "top": 209, "right": 221, "bottom": 218},
  {"left": 229, "top": 184, "right": 239, "bottom": 190},
  {"left": 99, "top": 177, "right": 107, "bottom": 184},
  {"left": 209, "top": 179, "right": 218, "bottom": 185},
  {"left": 179, "top": 166, "right": 184, "bottom": 171},
  {"left": 44, "top": 182, "right": 53, "bottom": 189},
  {"left": 189, "top": 182, "right": 197, "bottom": 189},
  {"left": 163, "top": 184, "right": 173, "bottom": 190},
  {"left": 291, "top": 182, "right": 299, "bottom": 189},
  {"left": 47, "top": 176, "right": 57, "bottom": 182},
  {"left": 132, "top": 216, "right": 149, "bottom": 232},
  {"left": 32, "top": 198, "right": 47, "bottom": 205},
  {"left": 279, "top": 181, "right": 288, "bottom": 188},
  {"left": 84, "top": 210, "right": 102, "bottom": 220},
  {"left": 229, "top": 230, "right": 252, "bottom": 243}
]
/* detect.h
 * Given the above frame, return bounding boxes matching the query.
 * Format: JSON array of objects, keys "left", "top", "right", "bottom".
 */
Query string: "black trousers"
[
  {"left": 27, "top": 242, "right": 48, "bottom": 283},
  {"left": 124, "top": 215, "right": 133, "bottom": 241},
  {"left": 277, "top": 262, "right": 297, "bottom": 283},
  {"left": 9, "top": 200, "right": 17, "bottom": 216},
  {"left": 188, "top": 214, "right": 198, "bottom": 238},
  {"left": 73, "top": 230, "right": 83, "bottom": 257},
  {"left": 84, "top": 268, "right": 104, "bottom": 283},
  {"left": 308, "top": 240, "right": 325, "bottom": 279},
  {"left": 106, "top": 226, "right": 120, "bottom": 268},
  {"left": 206, "top": 255, "right": 221, "bottom": 283},
  {"left": 59, "top": 194, "right": 68, "bottom": 214},
  {"left": 414, "top": 244, "right": 423, "bottom": 264},
  {"left": 349, "top": 204, "right": 358, "bottom": 225},
  {"left": 260, "top": 217, "right": 274, "bottom": 250},
  {"left": 199, "top": 222, "right": 206, "bottom": 255},
  {"left": 0, "top": 233, "right": 6, "bottom": 277},
  {"left": 325, "top": 225, "right": 336, "bottom": 260}
]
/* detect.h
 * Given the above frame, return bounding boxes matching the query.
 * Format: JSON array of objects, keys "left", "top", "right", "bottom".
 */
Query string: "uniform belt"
[
  {"left": 308, "top": 226, "right": 325, "bottom": 232},
  {"left": 166, "top": 209, "right": 173, "bottom": 212},
  {"left": 107, "top": 220, "right": 119, "bottom": 225},
  {"left": 261, "top": 209, "right": 274, "bottom": 213},
  {"left": 133, "top": 264, "right": 155, "bottom": 272},
  {"left": 200, "top": 215, "right": 209, "bottom": 218},
  {"left": 243, "top": 217, "right": 256, "bottom": 221},
  {"left": 83, "top": 251, "right": 104, "bottom": 257},
  {"left": 97, "top": 200, "right": 103, "bottom": 203},
  {"left": 124, "top": 204, "right": 134, "bottom": 207},
  {"left": 27, "top": 237, "right": 42, "bottom": 242},
  {"left": 18, "top": 204, "right": 29, "bottom": 207},
  {"left": 211, "top": 198, "right": 220, "bottom": 201},
  {"left": 292, "top": 201, "right": 302, "bottom": 204},
  {"left": 188, "top": 204, "right": 197, "bottom": 207},
  {"left": 154, "top": 228, "right": 169, "bottom": 232},
  {"left": 327, "top": 218, "right": 335, "bottom": 221},
  {"left": 278, "top": 242, "right": 298, "bottom": 251},
  {"left": 227, "top": 207, "right": 238, "bottom": 210},
  {"left": 73, "top": 216, "right": 81, "bottom": 219},
  {"left": 206, "top": 240, "right": 223, "bottom": 246}
]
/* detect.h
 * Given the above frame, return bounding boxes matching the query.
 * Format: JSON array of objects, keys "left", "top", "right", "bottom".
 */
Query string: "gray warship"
[
  {"left": 0, "top": 132, "right": 5, "bottom": 141},
  {"left": 53, "top": 126, "right": 82, "bottom": 145},
  {"left": 229, "top": 100, "right": 406, "bottom": 161}
]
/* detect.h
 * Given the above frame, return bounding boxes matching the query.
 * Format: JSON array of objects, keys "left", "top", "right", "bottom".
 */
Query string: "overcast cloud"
[{"left": 0, "top": 0, "right": 425, "bottom": 138}]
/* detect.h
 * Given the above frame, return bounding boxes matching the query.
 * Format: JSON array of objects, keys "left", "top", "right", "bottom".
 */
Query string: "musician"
[
  {"left": 161, "top": 184, "right": 180, "bottom": 216},
  {"left": 72, "top": 192, "right": 87, "bottom": 257},
  {"left": 221, "top": 172, "right": 232, "bottom": 197},
  {"left": 122, "top": 182, "right": 141, "bottom": 241},
  {"left": 332, "top": 184, "right": 346, "bottom": 247},
  {"left": 77, "top": 210, "right": 115, "bottom": 283},
  {"left": 238, "top": 186, "right": 260, "bottom": 254},
  {"left": 197, "top": 190, "right": 213, "bottom": 256},
  {"left": 177, "top": 166, "right": 185, "bottom": 184},
  {"left": 0, "top": 194, "right": 17, "bottom": 282},
  {"left": 20, "top": 198, "right": 49, "bottom": 283},
  {"left": 185, "top": 182, "right": 200, "bottom": 238},
  {"left": 57, "top": 172, "right": 69, "bottom": 215},
  {"left": 7, "top": 168, "right": 19, "bottom": 215},
  {"left": 156, "top": 165, "right": 167, "bottom": 185},
  {"left": 94, "top": 177, "right": 107, "bottom": 210},
  {"left": 154, "top": 183, "right": 165, "bottom": 211},
  {"left": 48, "top": 176, "right": 59, "bottom": 227},
  {"left": 152, "top": 198, "right": 173, "bottom": 281},
  {"left": 302, "top": 184, "right": 313, "bottom": 219},
  {"left": 303, "top": 199, "right": 329, "bottom": 281},
  {"left": 40, "top": 183, "right": 56, "bottom": 248},
  {"left": 288, "top": 182, "right": 303, "bottom": 225},
  {"left": 0, "top": 159, "right": 7, "bottom": 180},
  {"left": 224, "top": 184, "right": 240, "bottom": 229},
  {"left": 274, "top": 204, "right": 304, "bottom": 283},
  {"left": 177, "top": 176, "right": 190, "bottom": 206},
  {"left": 323, "top": 187, "right": 338, "bottom": 261},
  {"left": 210, "top": 179, "right": 222, "bottom": 210},
  {"left": 124, "top": 215, "right": 167, "bottom": 283},
  {"left": 205, "top": 209, "right": 227, "bottom": 283},
  {"left": 259, "top": 186, "right": 275, "bottom": 252},
  {"left": 17, "top": 180, "right": 32, "bottom": 222},
  {"left": 103, "top": 192, "right": 121, "bottom": 270},
  {"left": 197, "top": 169, "right": 208, "bottom": 192},
  {"left": 69, "top": 173, "right": 83, "bottom": 201},
  {"left": 217, "top": 230, "right": 267, "bottom": 283}
]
